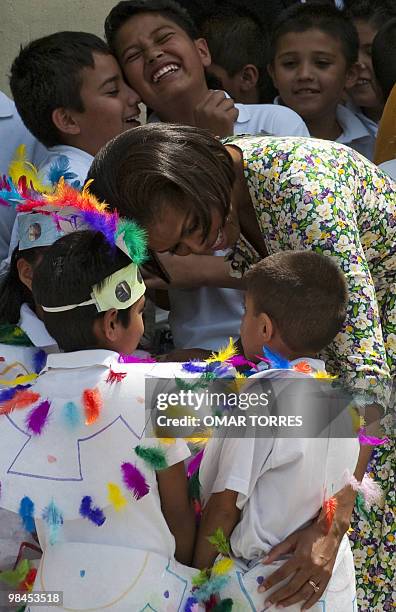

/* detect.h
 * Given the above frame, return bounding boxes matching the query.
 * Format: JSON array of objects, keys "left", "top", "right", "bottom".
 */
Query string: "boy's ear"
[
  {"left": 52, "top": 107, "right": 81, "bottom": 137},
  {"left": 194, "top": 38, "right": 212, "bottom": 68},
  {"left": 259, "top": 312, "right": 274, "bottom": 344},
  {"left": 345, "top": 63, "right": 359, "bottom": 90},
  {"left": 16, "top": 257, "right": 34, "bottom": 291},
  {"left": 101, "top": 308, "right": 120, "bottom": 343},
  {"left": 239, "top": 64, "right": 259, "bottom": 92}
]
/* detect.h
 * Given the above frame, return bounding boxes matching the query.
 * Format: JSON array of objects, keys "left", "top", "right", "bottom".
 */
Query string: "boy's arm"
[
  {"left": 193, "top": 489, "right": 240, "bottom": 569},
  {"left": 157, "top": 461, "right": 196, "bottom": 565}
]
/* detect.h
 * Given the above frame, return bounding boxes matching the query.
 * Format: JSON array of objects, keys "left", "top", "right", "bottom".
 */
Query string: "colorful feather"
[
  {"left": 0, "top": 389, "right": 40, "bottom": 415},
  {"left": 191, "top": 568, "right": 210, "bottom": 587},
  {"left": 227, "top": 355, "right": 257, "bottom": 369},
  {"left": 0, "top": 559, "right": 30, "bottom": 587},
  {"left": 0, "top": 384, "right": 30, "bottom": 403},
  {"left": 187, "top": 448, "right": 204, "bottom": 478},
  {"left": 107, "top": 482, "right": 127, "bottom": 511},
  {"left": 355, "top": 491, "right": 370, "bottom": 520},
  {"left": 207, "top": 528, "right": 230, "bottom": 556},
  {"left": 0, "top": 323, "right": 33, "bottom": 346},
  {"left": 26, "top": 399, "right": 51, "bottom": 434},
  {"left": 188, "top": 471, "right": 201, "bottom": 502},
  {"left": 262, "top": 346, "right": 291, "bottom": 370},
  {"left": 42, "top": 500, "right": 63, "bottom": 544},
  {"left": 47, "top": 155, "right": 78, "bottom": 186},
  {"left": 359, "top": 474, "right": 384, "bottom": 508},
  {"left": 106, "top": 368, "right": 127, "bottom": 384},
  {"left": 9, "top": 145, "right": 49, "bottom": 193},
  {"left": 358, "top": 427, "right": 389, "bottom": 446},
  {"left": 19, "top": 496, "right": 35, "bottom": 532},
  {"left": 116, "top": 219, "right": 147, "bottom": 264},
  {"left": 182, "top": 361, "right": 206, "bottom": 374},
  {"left": 212, "top": 557, "right": 234, "bottom": 576},
  {"left": 193, "top": 575, "right": 230, "bottom": 602},
  {"left": 184, "top": 597, "right": 200, "bottom": 612},
  {"left": 0, "top": 176, "right": 24, "bottom": 208},
  {"left": 134, "top": 445, "right": 168, "bottom": 470},
  {"left": 323, "top": 496, "right": 338, "bottom": 530},
  {"left": 207, "top": 338, "right": 237, "bottom": 364},
  {"left": 82, "top": 388, "right": 102, "bottom": 425},
  {"left": 79, "top": 496, "right": 106, "bottom": 526},
  {"left": 33, "top": 349, "right": 46, "bottom": 374},
  {"left": 212, "top": 599, "right": 234, "bottom": 612},
  {"left": 82, "top": 208, "right": 118, "bottom": 249},
  {"left": 62, "top": 401, "right": 81, "bottom": 429},
  {"left": 118, "top": 354, "right": 156, "bottom": 363},
  {"left": 0, "top": 372, "right": 37, "bottom": 387},
  {"left": 121, "top": 462, "right": 150, "bottom": 500}
]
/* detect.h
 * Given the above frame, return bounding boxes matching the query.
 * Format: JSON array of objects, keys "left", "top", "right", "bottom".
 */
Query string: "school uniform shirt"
[
  {"left": 274, "top": 97, "right": 375, "bottom": 160},
  {"left": 200, "top": 357, "right": 360, "bottom": 560},
  {"left": 0, "top": 92, "right": 46, "bottom": 261},
  {"left": 0, "top": 351, "right": 197, "bottom": 610},
  {"left": 165, "top": 102, "right": 309, "bottom": 351}
]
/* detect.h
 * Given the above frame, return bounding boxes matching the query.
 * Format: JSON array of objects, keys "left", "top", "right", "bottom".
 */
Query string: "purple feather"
[
  {"left": 79, "top": 496, "right": 106, "bottom": 526},
  {"left": 182, "top": 361, "right": 206, "bottom": 373},
  {"left": 33, "top": 349, "right": 46, "bottom": 374},
  {"left": 187, "top": 448, "right": 204, "bottom": 478},
  {"left": 26, "top": 399, "right": 51, "bottom": 435},
  {"left": 358, "top": 427, "right": 389, "bottom": 446},
  {"left": 184, "top": 597, "right": 199, "bottom": 612},
  {"left": 0, "top": 384, "right": 30, "bottom": 403},
  {"left": 121, "top": 462, "right": 150, "bottom": 500},
  {"left": 227, "top": 355, "right": 257, "bottom": 369},
  {"left": 81, "top": 210, "right": 117, "bottom": 247},
  {"left": 118, "top": 354, "right": 156, "bottom": 363}
]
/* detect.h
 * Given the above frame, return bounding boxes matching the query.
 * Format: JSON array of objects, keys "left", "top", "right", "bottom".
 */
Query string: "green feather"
[
  {"left": 134, "top": 445, "right": 168, "bottom": 470},
  {"left": 355, "top": 492, "right": 370, "bottom": 520},
  {"left": 188, "top": 470, "right": 201, "bottom": 501},
  {"left": 207, "top": 528, "right": 230, "bottom": 556},
  {"left": 192, "top": 568, "right": 210, "bottom": 587},
  {"left": 0, "top": 559, "right": 30, "bottom": 587},
  {"left": 116, "top": 219, "right": 147, "bottom": 265},
  {"left": 213, "top": 599, "right": 234, "bottom": 611},
  {"left": 0, "top": 324, "right": 33, "bottom": 346}
]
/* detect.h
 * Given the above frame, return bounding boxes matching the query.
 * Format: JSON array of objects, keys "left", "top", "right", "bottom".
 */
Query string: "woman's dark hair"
[
  {"left": 0, "top": 246, "right": 44, "bottom": 325},
  {"left": 345, "top": 0, "right": 396, "bottom": 31},
  {"left": 87, "top": 123, "right": 235, "bottom": 239},
  {"left": 372, "top": 18, "right": 396, "bottom": 100},
  {"left": 32, "top": 231, "right": 133, "bottom": 352}
]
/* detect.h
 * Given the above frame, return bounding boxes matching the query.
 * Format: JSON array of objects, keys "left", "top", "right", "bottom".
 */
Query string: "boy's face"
[
  {"left": 240, "top": 293, "right": 263, "bottom": 361},
  {"left": 113, "top": 12, "right": 211, "bottom": 113},
  {"left": 117, "top": 295, "right": 145, "bottom": 354},
  {"left": 73, "top": 52, "right": 141, "bottom": 155},
  {"left": 270, "top": 29, "right": 356, "bottom": 122},
  {"left": 347, "top": 20, "right": 380, "bottom": 110}
]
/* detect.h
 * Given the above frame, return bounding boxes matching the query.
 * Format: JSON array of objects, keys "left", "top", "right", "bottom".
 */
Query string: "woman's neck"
[{"left": 305, "top": 111, "right": 343, "bottom": 141}]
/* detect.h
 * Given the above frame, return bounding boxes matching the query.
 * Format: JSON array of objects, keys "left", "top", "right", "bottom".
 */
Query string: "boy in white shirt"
[{"left": 195, "top": 251, "right": 359, "bottom": 611}]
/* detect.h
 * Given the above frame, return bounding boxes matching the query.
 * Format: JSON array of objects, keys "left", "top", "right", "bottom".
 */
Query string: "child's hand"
[{"left": 194, "top": 91, "right": 239, "bottom": 137}]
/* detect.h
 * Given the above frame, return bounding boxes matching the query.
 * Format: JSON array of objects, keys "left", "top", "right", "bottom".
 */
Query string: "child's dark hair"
[
  {"left": 32, "top": 231, "right": 133, "bottom": 352},
  {"left": 0, "top": 247, "right": 44, "bottom": 325},
  {"left": 105, "top": 0, "right": 199, "bottom": 50},
  {"left": 87, "top": 123, "right": 235, "bottom": 238},
  {"left": 270, "top": 1, "right": 359, "bottom": 67},
  {"left": 372, "top": 18, "right": 396, "bottom": 100},
  {"left": 245, "top": 251, "right": 348, "bottom": 354},
  {"left": 10, "top": 32, "right": 110, "bottom": 148},
  {"left": 345, "top": 0, "right": 396, "bottom": 31},
  {"left": 201, "top": 10, "right": 276, "bottom": 103}
]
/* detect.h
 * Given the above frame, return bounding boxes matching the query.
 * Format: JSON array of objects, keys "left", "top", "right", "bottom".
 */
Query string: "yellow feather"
[
  {"left": 157, "top": 437, "right": 176, "bottom": 445},
  {"left": 184, "top": 428, "right": 212, "bottom": 444},
  {"left": 313, "top": 370, "right": 336, "bottom": 379},
  {"left": 348, "top": 405, "right": 362, "bottom": 432},
  {"left": 8, "top": 145, "right": 50, "bottom": 193},
  {"left": 207, "top": 337, "right": 237, "bottom": 364},
  {"left": 212, "top": 557, "right": 234, "bottom": 576},
  {"left": 107, "top": 483, "right": 127, "bottom": 511},
  {"left": 0, "top": 373, "right": 37, "bottom": 387}
]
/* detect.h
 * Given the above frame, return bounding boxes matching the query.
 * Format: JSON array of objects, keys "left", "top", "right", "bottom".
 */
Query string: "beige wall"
[{"left": 0, "top": 0, "right": 118, "bottom": 95}]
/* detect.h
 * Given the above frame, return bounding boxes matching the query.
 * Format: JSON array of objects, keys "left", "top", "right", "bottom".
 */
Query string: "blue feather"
[
  {"left": 42, "top": 500, "right": 63, "bottom": 545},
  {"left": 262, "top": 346, "right": 290, "bottom": 370},
  {"left": 33, "top": 349, "right": 46, "bottom": 374},
  {"left": 0, "top": 177, "right": 23, "bottom": 208},
  {"left": 79, "top": 496, "right": 106, "bottom": 526},
  {"left": 182, "top": 362, "right": 206, "bottom": 374},
  {"left": 46, "top": 155, "right": 78, "bottom": 186},
  {"left": 193, "top": 575, "right": 230, "bottom": 602},
  {"left": 19, "top": 496, "right": 35, "bottom": 532},
  {"left": 184, "top": 597, "right": 199, "bottom": 611},
  {"left": 62, "top": 401, "right": 81, "bottom": 429},
  {"left": 0, "top": 384, "right": 30, "bottom": 402}
]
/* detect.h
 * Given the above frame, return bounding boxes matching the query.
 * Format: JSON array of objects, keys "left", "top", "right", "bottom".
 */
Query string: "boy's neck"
[
  {"left": 304, "top": 111, "right": 343, "bottom": 142},
  {"left": 155, "top": 82, "right": 210, "bottom": 125}
]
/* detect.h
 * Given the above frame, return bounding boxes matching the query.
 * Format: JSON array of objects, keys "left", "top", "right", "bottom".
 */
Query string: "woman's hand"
[{"left": 259, "top": 485, "right": 356, "bottom": 610}]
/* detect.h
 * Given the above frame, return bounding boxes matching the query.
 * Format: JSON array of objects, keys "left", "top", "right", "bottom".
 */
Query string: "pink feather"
[
  {"left": 360, "top": 474, "right": 383, "bottom": 508},
  {"left": 26, "top": 400, "right": 51, "bottom": 435},
  {"left": 187, "top": 448, "right": 204, "bottom": 478},
  {"left": 358, "top": 427, "right": 389, "bottom": 446},
  {"left": 227, "top": 355, "right": 257, "bottom": 369},
  {"left": 121, "top": 462, "right": 150, "bottom": 500},
  {"left": 118, "top": 354, "right": 156, "bottom": 363}
]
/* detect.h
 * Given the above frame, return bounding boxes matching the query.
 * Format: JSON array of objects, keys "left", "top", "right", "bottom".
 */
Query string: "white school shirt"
[
  {"left": 200, "top": 358, "right": 360, "bottom": 561},
  {"left": 164, "top": 102, "right": 309, "bottom": 351},
  {"left": 0, "top": 92, "right": 46, "bottom": 261},
  {"left": 274, "top": 97, "right": 375, "bottom": 160}
]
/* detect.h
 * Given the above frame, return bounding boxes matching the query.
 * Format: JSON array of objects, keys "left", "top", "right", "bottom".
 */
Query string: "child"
[
  {"left": 195, "top": 251, "right": 360, "bottom": 611},
  {"left": 344, "top": 0, "right": 396, "bottom": 136},
  {"left": 104, "top": 0, "right": 310, "bottom": 138},
  {"left": 9, "top": 31, "right": 141, "bottom": 188},
  {"left": 201, "top": 8, "right": 276, "bottom": 104},
  {"left": 0, "top": 227, "right": 199, "bottom": 610},
  {"left": 268, "top": 2, "right": 375, "bottom": 159}
]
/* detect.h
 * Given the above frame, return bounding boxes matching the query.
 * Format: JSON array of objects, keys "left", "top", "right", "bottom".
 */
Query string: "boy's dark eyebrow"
[
  {"left": 277, "top": 50, "right": 337, "bottom": 59},
  {"left": 120, "top": 26, "right": 175, "bottom": 59}
]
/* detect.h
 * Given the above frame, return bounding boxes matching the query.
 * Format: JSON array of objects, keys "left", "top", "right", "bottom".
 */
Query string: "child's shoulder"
[{"left": 234, "top": 102, "right": 309, "bottom": 137}]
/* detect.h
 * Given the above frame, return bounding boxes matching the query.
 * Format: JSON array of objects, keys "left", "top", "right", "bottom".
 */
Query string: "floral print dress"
[{"left": 224, "top": 135, "right": 395, "bottom": 611}]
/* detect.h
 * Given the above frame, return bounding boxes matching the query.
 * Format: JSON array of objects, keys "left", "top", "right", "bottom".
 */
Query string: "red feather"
[
  {"left": 323, "top": 496, "right": 338, "bottom": 530},
  {"left": 0, "top": 390, "right": 40, "bottom": 415},
  {"left": 82, "top": 388, "right": 102, "bottom": 425},
  {"left": 105, "top": 368, "right": 127, "bottom": 385}
]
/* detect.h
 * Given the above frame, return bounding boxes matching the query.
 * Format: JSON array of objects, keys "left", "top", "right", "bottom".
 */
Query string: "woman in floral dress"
[{"left": 89, "top": 124, "right": 395, "bottom": 611}]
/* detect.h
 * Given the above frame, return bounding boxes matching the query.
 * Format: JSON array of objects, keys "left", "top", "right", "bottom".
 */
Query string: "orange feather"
[{"left": 82, "top": 388, "right": 102, "bottom": 425}]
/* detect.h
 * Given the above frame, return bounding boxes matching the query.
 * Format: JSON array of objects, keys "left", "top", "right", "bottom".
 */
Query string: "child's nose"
[
  {"left": 297, "top": 61, "right": 314, "bottom": 80},
  {"left": 145, "top": 45, "right": 165, "bottom": 64}
]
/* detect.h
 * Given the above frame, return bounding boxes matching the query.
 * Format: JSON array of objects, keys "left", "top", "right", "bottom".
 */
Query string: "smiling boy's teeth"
[{"left": 152, "top": 64, "right": 179, "bottom": 83}]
